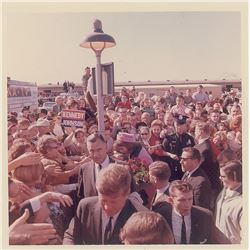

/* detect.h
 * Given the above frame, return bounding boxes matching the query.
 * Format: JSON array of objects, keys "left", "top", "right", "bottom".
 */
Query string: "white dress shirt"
[
  {"left": 101, "top": 210, "right": 121, "bottom": 243},
  {"left": 172, "top": 208, "right": 191, "bottom": 244},
  {"left": 94, "top": 155, "right": 110, "bottom": 179}
]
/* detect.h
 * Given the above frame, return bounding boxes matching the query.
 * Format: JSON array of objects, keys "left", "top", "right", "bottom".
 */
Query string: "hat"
[
  {"left": 174, "top": 114, "right": 188, "bottom": 125},
  {"left": 36, "top": 118, "right": 50, "bottom": 127},
  {"left": 117, "top": 132, "right": 135, "bottom": 143}
]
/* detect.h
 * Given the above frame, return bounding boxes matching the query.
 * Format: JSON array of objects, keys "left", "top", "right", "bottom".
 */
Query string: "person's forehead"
[
  {"left": 87, "top": 139, "right": 105, "bottom": 148},
  {"left": 99, "top": 192, "right": 124, "bottom": 200},
  {"left": 181, "top": 151, "right": 192, "bottom": 158},
  {"left": 173, "top": 189, "right": 193, "bottom": 198}
]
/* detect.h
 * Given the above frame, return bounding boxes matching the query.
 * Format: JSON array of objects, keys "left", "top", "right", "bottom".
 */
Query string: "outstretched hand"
[{"left": 9, "top": 209, "right": 57, "bottom": 245}]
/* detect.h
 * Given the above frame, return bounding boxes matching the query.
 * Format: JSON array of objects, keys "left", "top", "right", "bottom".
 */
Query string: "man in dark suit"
[
  {"left": 180, "top": 147, "right": 212, "bottom": 210},
  {"left": 148, "top": 161, "right": 171, "bottom": 210},
  {"left": 63, "top": 164, "right": 147, "bottom": 245},
  {"left": 155, "top": 180, "right": 220, "bottom": 244},
  {"left": 162, "top": 115, "right": 195, "bottom": 181},
  {"left": 194, "top": 122, "right": 222, "bottom": 207}
]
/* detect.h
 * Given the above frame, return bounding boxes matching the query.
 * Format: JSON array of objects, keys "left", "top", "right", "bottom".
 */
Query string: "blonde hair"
[{"left": 120, "top": 211, "right": 174, "bottom": 244}]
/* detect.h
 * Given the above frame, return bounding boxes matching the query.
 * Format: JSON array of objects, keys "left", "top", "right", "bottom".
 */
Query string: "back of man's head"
[
  {"left": 120, "top": 211, "right": 174, "bottom": 244},
  {"left": 96, "top": 164, "right": 131, "bottom": 196},
  {"left": 149, "top": 161, "right": 171, "bottom": 182}
]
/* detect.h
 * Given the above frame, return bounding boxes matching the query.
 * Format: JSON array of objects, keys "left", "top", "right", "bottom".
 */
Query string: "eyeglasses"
[
  {"left": 141, "top": 133, "right": 149, "bottom": 135},
  {"left": 219, "top": 175, "right": 226, "bottom": 179}
]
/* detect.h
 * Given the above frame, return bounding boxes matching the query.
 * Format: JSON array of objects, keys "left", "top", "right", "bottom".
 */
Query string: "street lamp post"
[{"left": 80, "top": 19, "right": 116, "bottom": 134}]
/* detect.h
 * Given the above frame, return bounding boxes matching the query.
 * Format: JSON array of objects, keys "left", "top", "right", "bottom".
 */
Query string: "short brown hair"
[
  {"left": 120, "top": 211, "right": 174, "bottom": 244},
  {"left": 151, "top": 119, "right": 164, "bottom": 128},
  {"left": 96, "top": 164, "right": 131, "bottom": 196},
  {"left": 182, "top": 147, "right": 201, "bottom": 162},
  {"left": 169, "top": 180, "right": 193, "bottom": 196},
  {"left": 149, "top": 161, "right": 171, "bottom": 181},
  {"left": 220, "top": 160, "right": 242, "bottom": 182}
]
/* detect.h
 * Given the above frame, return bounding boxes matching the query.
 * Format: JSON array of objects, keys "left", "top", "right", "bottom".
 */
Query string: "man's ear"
[{"left": 168, "top": 195, "right": 174, "bottom": 205}]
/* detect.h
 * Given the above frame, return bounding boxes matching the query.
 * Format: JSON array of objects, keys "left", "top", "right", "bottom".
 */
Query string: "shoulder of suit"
[
  {"left": 78, "top": 196, "right": 99, "bottom": 208},
  {"left": 192, "top": 205, "right": 213, "bottom": 217},
  {"left": 154, "top": 201, "right": 172, "bottom": 212},
  {"left": 80, "top": 160, "right": 94, "bottom": 170},
  {"left": 128, "top": 199, "right": 148, "bottom": 212}
]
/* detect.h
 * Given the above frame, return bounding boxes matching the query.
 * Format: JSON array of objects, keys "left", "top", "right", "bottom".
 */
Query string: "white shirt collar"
[
  {"left": 157, "top": 183, "right": 170, "bottom": 194},
  {"left": 187, "top": 166, "right": 199, "bottom": 177},
  {"left": 95, "top": 155, "right": 110, "bottom": 169}
]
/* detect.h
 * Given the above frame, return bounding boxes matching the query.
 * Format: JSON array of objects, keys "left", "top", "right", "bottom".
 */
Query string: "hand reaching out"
[{"left": 9, "top": 209, "right": 57, "bottom": 245}]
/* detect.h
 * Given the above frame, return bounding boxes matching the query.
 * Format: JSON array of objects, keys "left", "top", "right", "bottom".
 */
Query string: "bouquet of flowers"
[{"left": 128, "top": 158, "right": 149, "bottom": 184}]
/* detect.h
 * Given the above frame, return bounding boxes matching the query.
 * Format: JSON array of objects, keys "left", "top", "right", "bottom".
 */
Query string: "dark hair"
[
  {"left": 87, "top": 133, "right": 106, "bottom": 144},
  {"left": 182, "top": 147, "right": 201, "bottom": 161},
  {"left": 169, "top": 180, "right": 193, "bottom": 195},
  {"left": 149, "top": 161, "right": 171, "bottom": 181}
]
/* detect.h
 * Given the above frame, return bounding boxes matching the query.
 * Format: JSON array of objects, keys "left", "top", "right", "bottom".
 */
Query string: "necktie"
[
  {"left": 181, "top": 216, "right": 187, "bottom": 244},
  {"left": 183, "top": 172, "right": 189, "bottom": 181},
  {"left": 104, "top": 217, "right": 113, "bottom": 244},
  {"left": 98, "top": 164, "right": 102, "bottom": 172}
]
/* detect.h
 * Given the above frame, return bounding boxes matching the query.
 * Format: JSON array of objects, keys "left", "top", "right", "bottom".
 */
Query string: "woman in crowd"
[
  {"left": 227, "top": 115, "right": 242, "bottom": 160},
  {"left": 37, "top": 135, "right": 80, "bottom": 186},
  {"left": 63, "top": 128, "right": 88, "bottom": 160},
  {"left": 137, "top": 126, "right": 151, "bottom": 150},
  {"left": 113, "top": 132, "right": 153, "bottom": 165}
]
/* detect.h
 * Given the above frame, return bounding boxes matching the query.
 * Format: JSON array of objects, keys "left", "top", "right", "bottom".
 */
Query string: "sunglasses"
[{"left": 141, "top": 133, "right": 149, "bottom": 135}]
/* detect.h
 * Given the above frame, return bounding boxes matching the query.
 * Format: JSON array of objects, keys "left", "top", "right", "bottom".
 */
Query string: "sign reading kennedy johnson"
[{"left": 61, "top": 109, "right": 85, "bottom": 128}]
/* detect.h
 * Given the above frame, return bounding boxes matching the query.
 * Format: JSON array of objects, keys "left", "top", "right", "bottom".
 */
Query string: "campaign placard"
[{"left": 61, "top": 109, "right": 85, "bottom": 128}]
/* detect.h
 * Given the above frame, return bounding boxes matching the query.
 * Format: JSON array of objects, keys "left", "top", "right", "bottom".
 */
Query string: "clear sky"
[{"left": 3, "top": 4, "right": 241, "bottom": 85}]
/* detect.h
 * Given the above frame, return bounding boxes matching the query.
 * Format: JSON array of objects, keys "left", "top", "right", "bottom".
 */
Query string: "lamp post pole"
[
  {"left": 95, "top": 50, "right": 105, "bottom": 133},
  {"left": 80, "top": 19, "right": 116, "bottom": 135}
]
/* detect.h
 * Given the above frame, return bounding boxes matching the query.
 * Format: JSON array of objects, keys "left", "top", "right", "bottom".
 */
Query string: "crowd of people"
[{"left": 7, "top": 83, "right": 243, "bottom": 245}]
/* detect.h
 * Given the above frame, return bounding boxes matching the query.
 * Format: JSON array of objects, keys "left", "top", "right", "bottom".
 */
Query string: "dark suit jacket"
[
  {"left": 63, "top": 196, "right": 142, "bottom": 245},
  {"left": 151, "top": 186, "right": 170, "bottom": 211},
  {"left": 194, "top": 139, "right": 221, "bottom": 193},
  {"left": 182, "top": 167, "right": 212, "bottom": 210},
  {"left": 155, "top": 202, "right": 218, "bottom": 244}
]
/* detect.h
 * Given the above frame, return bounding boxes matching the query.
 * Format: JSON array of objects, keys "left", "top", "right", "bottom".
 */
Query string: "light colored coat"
[{"left": 215, "top": 185, "right": 242, "bottom": 244}]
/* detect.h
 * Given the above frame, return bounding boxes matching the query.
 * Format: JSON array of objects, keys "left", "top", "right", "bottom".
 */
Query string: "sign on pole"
[
  {"left": 91, "top": 62, "right": 114, "bottom": 96},
  {"left": 61, "top": 109, "right": 85, "bottom": 128}
]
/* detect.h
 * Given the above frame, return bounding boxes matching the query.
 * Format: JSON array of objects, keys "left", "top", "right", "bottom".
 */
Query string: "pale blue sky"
[{"left": 3, "top": 10, "right": 241, "bottom": 85}]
